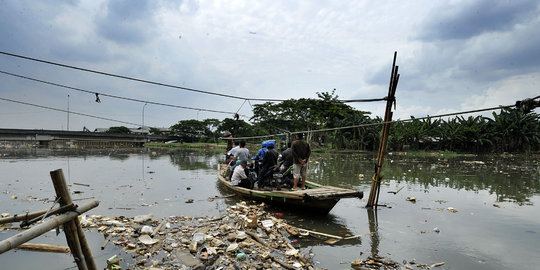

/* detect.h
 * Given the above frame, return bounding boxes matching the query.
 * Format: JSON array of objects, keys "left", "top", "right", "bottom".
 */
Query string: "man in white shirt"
[
  {"left": 235, "top": 141, "right": 250, "bottom": 161},
  {"left": 231, "top": 160, "right": 250, "bottom": 188},
  {"left": 225, "top": 141, "right": 240, "bottom": 166},
  {"left": 227, "top": 141, "right": 240, "bottom": 163}
]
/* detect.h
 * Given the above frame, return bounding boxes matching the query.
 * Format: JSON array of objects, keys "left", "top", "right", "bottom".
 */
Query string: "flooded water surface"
[{"left": 1, "top": 148, "right": 539, "bottom": 269}]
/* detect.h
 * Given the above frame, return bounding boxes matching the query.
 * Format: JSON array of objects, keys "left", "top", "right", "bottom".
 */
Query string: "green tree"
[
  {"left": 490, "top": 108, "right": 540, "bottom": 152},
  {"left": 170, "top": 120, "right": 209, "bottom": 141},
  {"left": 149, "top": 127, "right": 163, "bottom": 135},
  {"left": 216, "top": 118, "right": 255, "bottom": 138},
  {"left": 251, "top": 90, "right": 358, "bottom": 136}
]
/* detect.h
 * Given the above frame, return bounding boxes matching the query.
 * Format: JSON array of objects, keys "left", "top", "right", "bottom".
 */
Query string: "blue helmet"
[
  {"left": 262, "top": 140, "right": 268, "bottom": 147},
  {"left": 267, "top": 140, "right": 276, "bottom": 148}
]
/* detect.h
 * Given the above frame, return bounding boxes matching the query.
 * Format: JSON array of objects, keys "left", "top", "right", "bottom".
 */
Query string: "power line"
[
  {"left": 0, "top": 97, "right": 142, "bottom": 127},
  {"left": 225, "top": 104, "right": 517, "bottom": 140},
  {"left": 0, "top": 50, "right": 388, "bottom": 103},
  {"left": 0, "top": 69, "right": 250, "bottom": 117}
]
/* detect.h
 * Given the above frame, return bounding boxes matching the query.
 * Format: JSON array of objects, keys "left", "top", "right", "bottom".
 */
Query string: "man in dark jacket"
[
  {"left": 291, "top": 133, "right": 311, "bottom": 190},
  {"left": 258, "top": 140, "right": 278, "bottom": 189},
  {"left": 278, "top": 142, "right": 293, "bottom": 171}
]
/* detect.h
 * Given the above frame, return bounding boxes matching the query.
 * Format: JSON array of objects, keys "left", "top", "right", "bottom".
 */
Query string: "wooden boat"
[{"left": 217, "top": 164, "right": 363, "bottom": 214}]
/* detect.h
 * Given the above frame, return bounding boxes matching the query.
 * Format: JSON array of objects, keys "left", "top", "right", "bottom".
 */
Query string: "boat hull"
[{"left": 217, "top": 164, "right": 362, "bottom": 215}]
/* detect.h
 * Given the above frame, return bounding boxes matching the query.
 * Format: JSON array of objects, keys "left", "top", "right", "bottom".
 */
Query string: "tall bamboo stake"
[
  {"left": 50, "top": 169, "right": 97, "bottom": 270},
  {"left": 366, "top": 52, "right": 400, "bottom": 208}
]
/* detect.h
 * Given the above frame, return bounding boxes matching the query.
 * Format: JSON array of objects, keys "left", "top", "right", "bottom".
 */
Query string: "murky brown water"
[{"left": 1, "top": 148, "right": 539, "bottom": 269}]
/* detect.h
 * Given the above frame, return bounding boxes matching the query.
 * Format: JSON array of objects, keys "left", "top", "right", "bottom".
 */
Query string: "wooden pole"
[
  {"left": 16, "top": 243, "right": 70, "bottom": 253},
  {"left": 0, "top": 200, "right": 99, "bottom": 254},
  {"left": 20, "top": 203, "right": 76, "bottom": 227},
  {"left": 0, "top": 209, "right": 48, "bottom": 225},
  {"left": 366, "top": 52, "right": 400, "bottom": 208},
  {"left": 50, "top": 169, "right": 97, "bottom": 270}
]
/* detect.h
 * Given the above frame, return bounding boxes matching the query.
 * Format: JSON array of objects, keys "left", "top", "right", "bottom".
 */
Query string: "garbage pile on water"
[
  {"left": 351, "top": 256, "right": 445, "bottom": 270},
  {"left": 80, "top": 201, "right": 317, "bottom": 269}
]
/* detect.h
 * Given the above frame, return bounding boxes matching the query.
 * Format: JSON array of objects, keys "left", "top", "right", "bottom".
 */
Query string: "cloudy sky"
[{"left": 0, "top": 0, "right": 538, "bottom": 131}]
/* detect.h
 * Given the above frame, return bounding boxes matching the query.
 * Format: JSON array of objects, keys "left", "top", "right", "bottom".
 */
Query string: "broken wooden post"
[
  {"left": 366, "top": 51, "right": 400, "bottom": 208},
  {"left": 50, "top": 169, "right": 97, "bottom": 270},
  {"left": 0, "top": 200, "right": 99, "bottom": 254}
]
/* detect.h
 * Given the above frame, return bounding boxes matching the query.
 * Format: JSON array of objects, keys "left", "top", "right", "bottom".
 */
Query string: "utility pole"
[
  {"left": 366, "top": 52, "right": 400, "bottom": 208},
  {"left": 67, "top": 94, "right": 70, "bottom": 131},
  {"left": 142, "top": 103, "right": 147, "bottom": 130}
]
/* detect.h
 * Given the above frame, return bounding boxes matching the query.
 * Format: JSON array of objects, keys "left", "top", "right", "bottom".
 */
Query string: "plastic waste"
[
  {"left": 236, "top": 251, "right": 247, "bottom": 260},
  {"left": 141, "top": 225, "right": 153, "bottom": 234},
  {"left": 261, "top": 219, "right": 274, "bottom": 228},
  {"left": 192, "top": 232, "right": 207, "bottom": 244}
]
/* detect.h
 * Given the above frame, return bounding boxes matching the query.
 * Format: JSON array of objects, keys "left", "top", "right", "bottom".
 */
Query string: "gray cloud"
[
  {"left": 96, "top": 0, "right": 157, "bottom": 44},
  {"left": 1, "top": 1, "right": 538, "bottom": 130},
  {"left": 418, "top": 0, "right": 539, "bottom": 41}
]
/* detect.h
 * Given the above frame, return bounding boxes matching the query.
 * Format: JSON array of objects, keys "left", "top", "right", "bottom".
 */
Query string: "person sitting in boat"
[
  {"left": 231, "top": 160, "right": 251, "bottom": 188},
  {"left": 229, "top": 141, "right": 250, "bottom": 178},
  {"left": 257, "top": 140, "right": 278, "bottom": 189},
  {"left": 278, "top": 142, "right": 293, "bottom": 171}
]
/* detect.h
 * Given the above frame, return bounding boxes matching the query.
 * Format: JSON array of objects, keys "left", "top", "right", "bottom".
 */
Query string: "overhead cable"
[
  {"left": 0, "top": 70, "right": 249, "bottom": 117},
  {"left": 224, "top": 104, "right": 516, "bottom": 140},
  {"left": 0, "top": 97, "right": 142, "bottom": 127},
  {"left": 0, "top": 51, "right": 281, "bottom": 101},
  {"left": 0, "top": 50, "right": 387, "bottom": 103}
]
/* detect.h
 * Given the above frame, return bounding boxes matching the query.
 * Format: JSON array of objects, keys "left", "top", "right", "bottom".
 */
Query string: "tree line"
[{"left": 112, "top": 91, "right": 540, "bottom": 153}]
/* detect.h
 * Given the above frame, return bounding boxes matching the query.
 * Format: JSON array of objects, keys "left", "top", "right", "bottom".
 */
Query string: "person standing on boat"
[
  {"left": 291, "top": 133, "right": 311, "bottom": 190},
  {"left": 253, "top": 140, "right": 268, "bottom": 185},
  {"left": 258, "top": 140, "right": 278, "bottom": 189},
  {"left": 227, "top": 141, "right": 240, "bottom": 164},
  {"left": 231, "top": 160, "right": 251, "bottom": 188},
  {"left": 253, "top": 140, "right": 268, "bottom": 170},
  {"left": 235, "top": 141, "right": 250, "bottom": 161}
]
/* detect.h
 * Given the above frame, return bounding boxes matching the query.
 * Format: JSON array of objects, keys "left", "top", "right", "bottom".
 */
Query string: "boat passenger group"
[{"left": 224, "top": 133, "right": 311, "bottom": 191}]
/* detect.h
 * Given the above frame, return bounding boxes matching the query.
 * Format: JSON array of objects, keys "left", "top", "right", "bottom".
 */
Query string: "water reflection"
[
  {"left": 168, "top": 150, "right": 218, "bottom": 171},
  {"left": 309, "top": 152, "right": 540, "bottom": 203},
  {"left": 367, "top": 208, "right": 379, "bottom": 257}
]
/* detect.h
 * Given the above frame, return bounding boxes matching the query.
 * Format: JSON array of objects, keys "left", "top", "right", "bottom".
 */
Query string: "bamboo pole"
[
  {"left": 101, "top": 235, "right": 112, "bottom": 250},
  {"left": 20, "top": 203, "right": 75, "bottom": 227},
  {"left": 50, "top": 169, "right": 97, "bottom": 270},
  {"left": 366, "top": 51, "right": 399, "bottom": 208},
  {"left": 0, "top": 209, "right": 48, "bottom": 225},
  {"left": 16, "top": 243, "right": 70, "bottom": 253},
  {"left": 151, "top": 220, "right": 167, "bottom": 237},
  {"left": 0, "top": 200, "right": 99, "bottom": 254},
  {"left": 50, "top": 170, "right": 87, "bottom": 270}
]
